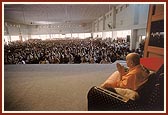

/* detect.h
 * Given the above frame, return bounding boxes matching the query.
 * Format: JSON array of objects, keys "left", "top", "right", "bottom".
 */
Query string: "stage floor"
[{"left": 3, "top": 61, "right": 126, "bottom": 111}]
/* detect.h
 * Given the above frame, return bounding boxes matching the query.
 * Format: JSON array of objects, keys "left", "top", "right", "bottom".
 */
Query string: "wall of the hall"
[
  {"left": 4, "top": 22, "right": 92, "bottom": 36},
  {"left": 92, "top": 4, "right": 149, "bottom": 50},
  {"left": 4, "top": 4, "right": 149, "bottom": 50},
  {"left": 115, "top": 4, "right": 134, "bottom": 28},
  {"left": 92, "top": 4, "right": 149, "bottom": 31}
]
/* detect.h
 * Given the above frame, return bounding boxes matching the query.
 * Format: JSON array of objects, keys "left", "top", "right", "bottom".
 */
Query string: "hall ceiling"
[{"left": 4, "top": 4, "right": 118, "bottom": 26}]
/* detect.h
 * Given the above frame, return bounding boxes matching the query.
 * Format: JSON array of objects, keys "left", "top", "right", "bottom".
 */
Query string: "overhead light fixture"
[{"left": 33, "top": 21, "right": 59, "bottom": 25}]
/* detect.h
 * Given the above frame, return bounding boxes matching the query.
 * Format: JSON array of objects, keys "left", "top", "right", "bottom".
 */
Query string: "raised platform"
[{"left": 4, "top": 61, "right": 126, "bottom": 111}]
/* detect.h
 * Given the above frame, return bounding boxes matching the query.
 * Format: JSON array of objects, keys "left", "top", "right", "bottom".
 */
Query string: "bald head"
[{"left": 126, "top": 53, "right": 140, "bottom": 68}]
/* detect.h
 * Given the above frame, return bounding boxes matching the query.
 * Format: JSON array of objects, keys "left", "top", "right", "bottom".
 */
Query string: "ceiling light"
[{"left": 34, "top": 21, "right": 58, "bottom": 25}]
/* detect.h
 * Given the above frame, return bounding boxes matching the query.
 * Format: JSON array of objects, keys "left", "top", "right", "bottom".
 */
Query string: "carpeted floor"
[{"left": 4, "top": 61, "right": 126, "bottom": 111}]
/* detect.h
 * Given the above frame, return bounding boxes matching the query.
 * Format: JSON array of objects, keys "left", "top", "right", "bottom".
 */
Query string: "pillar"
[{"left": 130, "top": 29, "right": 137, "bottom": 51}]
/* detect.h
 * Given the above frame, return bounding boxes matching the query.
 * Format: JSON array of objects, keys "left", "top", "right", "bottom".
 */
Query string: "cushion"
[
  {"left": 114, "top": 88, "right": 139, "bottom": 100},
  {"left": 140, "top": 57, "right": 164, "bottom": 71}
]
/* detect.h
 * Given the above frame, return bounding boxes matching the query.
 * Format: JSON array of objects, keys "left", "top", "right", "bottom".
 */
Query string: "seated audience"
[{"left": 4, "top": 38, "right": 143, "bottom": 64}]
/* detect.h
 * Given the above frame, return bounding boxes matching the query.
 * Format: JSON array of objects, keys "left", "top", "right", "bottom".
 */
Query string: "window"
[
  {"left": 126, "top": 4, "right": 129, "bottom": 8},
  {"left": 79, "top": 33, "right": 85, "bottom": 39},
  {"left": 65, "top": 34, "right": 71, "bottom": 38},
  {"left": 116, "top": 9, "right": 118, "bottom": 14},
  {"left": 11, "top": 36, "right": 20, "bottom": 41},
  {"left": 72, "top": 33, "right": 78, "bottom": 38},
  {"left": 84, "top": 33, "right": 91, "bottom": 38}
]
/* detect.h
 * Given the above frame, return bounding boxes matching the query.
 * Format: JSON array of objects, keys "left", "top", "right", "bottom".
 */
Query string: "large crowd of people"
[{"left": 4, "top": 38, "right": 143, "bottom": 64}]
